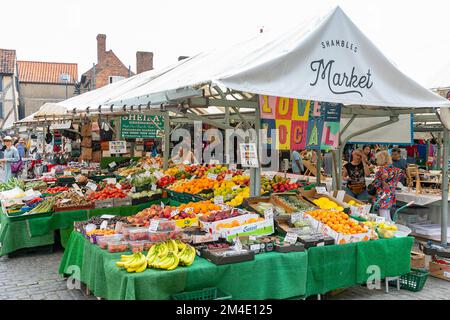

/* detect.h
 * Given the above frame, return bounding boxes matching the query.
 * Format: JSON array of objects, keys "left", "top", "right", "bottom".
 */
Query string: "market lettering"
[
  {"left": 309, "top": 59, "right": 373, "bottom": 97},
  {"left": 321, "top": 40, "right": 357, "bottom": 53},
  {"left": 122, "top": 114, "right": 161, "bottom": 122}
]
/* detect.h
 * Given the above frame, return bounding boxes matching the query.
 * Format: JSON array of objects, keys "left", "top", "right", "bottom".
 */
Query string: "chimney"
[
  {"left": 97, "top": 34, "right": 106, "bottom": 65},
  {"left": 178, "top": 56, "right": 189, "bottom": 61},
  {"left": 136, "top": 51, "right": 153, "bottom": 74}
]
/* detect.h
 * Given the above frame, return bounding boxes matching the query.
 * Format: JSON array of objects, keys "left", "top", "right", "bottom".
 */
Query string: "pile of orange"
[
  {"left": 215, "top": 217, "right": 264, "bottom": 230},
  {"left": 306, "top": 209, "right": 367, "bottom": 235},
  {"left": 169, "top": 177, "right": 217, "bottom": 194},
  {"left": 178, "top": 201, "right": 222, "bottom": 215},
  {"left": 86, "top": 229, "right": 116, "bottom": 237}
]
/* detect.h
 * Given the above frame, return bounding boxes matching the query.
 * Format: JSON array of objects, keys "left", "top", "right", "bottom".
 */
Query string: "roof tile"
[{"left": 17, "top": 61, "right": 78, "bottom": 84}]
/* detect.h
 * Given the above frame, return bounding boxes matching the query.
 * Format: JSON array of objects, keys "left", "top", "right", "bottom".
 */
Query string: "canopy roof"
[{"left": 36, "top": 6, "right": 450, "bottom": 118}]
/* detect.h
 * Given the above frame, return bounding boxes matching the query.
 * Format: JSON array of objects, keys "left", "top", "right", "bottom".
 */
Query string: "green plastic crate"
[
  {"left": 171, "top": 288, "right": 232, "bottom": 300},
  {"left": 399, "top": 268, "right": 429, "bottom": 292}
]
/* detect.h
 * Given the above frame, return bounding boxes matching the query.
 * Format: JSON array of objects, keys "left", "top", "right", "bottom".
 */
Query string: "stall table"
[
  {"left": 59, "top": 232, "right": 308, "bottom": 300},
  {"left": 0, "top": 199, "right": 169, "bottom": 257},
  {"left": 59, "top": 231, "right": 413, "bottom": 300}
]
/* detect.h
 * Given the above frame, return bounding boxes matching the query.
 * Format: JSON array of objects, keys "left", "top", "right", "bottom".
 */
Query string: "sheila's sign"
[{"left": 259, "top": 95, "right": 341, "bottom": 151}]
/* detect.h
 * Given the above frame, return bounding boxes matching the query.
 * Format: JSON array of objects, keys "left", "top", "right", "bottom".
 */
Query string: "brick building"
[
  {"left": 17, "top": 61, "right": 78, "bottom": 117},
  {"left": 79, "top": 34, "right": 153, "bottom": 92},
  {"left": 0, "top": 49, "right": 19, "bottom": 130}
]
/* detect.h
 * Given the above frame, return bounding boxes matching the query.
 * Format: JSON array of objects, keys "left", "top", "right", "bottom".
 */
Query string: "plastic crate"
[
  {"left": 399, "top": 268, "right": 429, "bottom": 292},
  {"left": 164, "top": 189, "right": 202, "bottom": 204},
  {"left": 171, "top": 287, "right": 232, "bottom": 300}
]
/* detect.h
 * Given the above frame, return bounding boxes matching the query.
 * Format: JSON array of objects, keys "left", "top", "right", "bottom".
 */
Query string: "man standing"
[
  {"left": 16, "top": 138, "right": 27, "bottom": 159},
  {"left": 292, "top": 150, "right": 304, "bottom": 174}
]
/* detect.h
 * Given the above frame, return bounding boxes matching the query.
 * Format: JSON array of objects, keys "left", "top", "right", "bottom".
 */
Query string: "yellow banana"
[
  {"left": 134, "top": 260, "right": 148, "bottom": 273},
  {"left": 176, "top": 240, "right": 186, "bottom": 251},
  {"left": 127, "top": 253, "right": 146, "bottom": 269},
  {"left": 158, "top": 243, "right": 169, "bottom": 257},
  {"left": 166, "top": 252, "right": 179, "bottom": 271}
]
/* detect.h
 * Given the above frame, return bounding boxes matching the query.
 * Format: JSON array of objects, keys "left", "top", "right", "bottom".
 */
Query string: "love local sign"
[
  {"left": 121, "top": 114, "right": 165, "bottom": 139},
  {"left": 260, "top": 95, "right": 341, "bottom": 151}
]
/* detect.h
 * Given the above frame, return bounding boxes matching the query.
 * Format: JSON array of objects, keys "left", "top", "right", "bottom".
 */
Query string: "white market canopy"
[{"left": 35, "top": 6, "right": 450, "bottom": 118}]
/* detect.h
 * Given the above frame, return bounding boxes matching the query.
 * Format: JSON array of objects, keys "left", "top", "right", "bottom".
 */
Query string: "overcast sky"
[{"left": 2, "top": 0, "right": 449, "bottom": 87}]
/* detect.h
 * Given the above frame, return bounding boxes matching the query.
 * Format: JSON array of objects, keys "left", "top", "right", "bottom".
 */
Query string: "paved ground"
[{"left": 0, "top": 248, "right": 448, "bottom": 300}]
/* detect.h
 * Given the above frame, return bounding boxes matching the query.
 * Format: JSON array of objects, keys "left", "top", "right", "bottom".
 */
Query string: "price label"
[
  {"left": 170, "top": 209, "right": 179, "bottom": 218},
  {"left": 151, "top": 184, "right": 157, "bottom": 191},
  {"left": 317, "top": 242, "right": 325, "bottom": 247},
  {"left": 105, "top": 178, "right": 117, "bottom": 185},
  {"left": 231, "top": 185, "right": 239, "bottom": 191},
  {"left": 207, "top": 173, "right": 218, "bottom": 180},
  {"left": 184, "top": 207, "right": 193, "bottom": 213},
  {"left": 190, "top": 175, "right": 197, "bottom": 181},
  {"left": 224, "top": 174, "right": 233, "bottom": 181},
  {"left": 336, "top": 190, "right": 346, "bottom": 203},
  {"left": 149, "top": 220, "right": 160, "bottom": 232},
  {"left": 161, "top": 201, "right": 165, "bottom": 209},
  {"left": 144, "top": 171, "right": 152, "bottom": 177},
  {"left": 130, "top": 187, "right": 136, "bottom": 193},
  {"left": 233, "top": 237, "right": 243, "bottom": 252},
  {"left": 100, "top": 220, "right": 108, "bottom": 230},
  {"left": 115, "top": 221, "right": 123, "bottom": 232},
  {"left": 264, "top": 207, "right": 274, "bottom": 220},
  {"left": 284, "top": 233, "right": 298, "bottom": 245},
  {"left": 85, "top": 224, "right": 96, "bottom": 233},
  {"left": 75, "top": 190, "right": 84, "bottom": 197},
  {"left": 126, "top": 175, "right": 132, "bottom": 180},
  {"left": 154, "top": 171, "right": 164, "bottom": 180},
  {"left": 60, "top": 199, "right": 71, "bottom": 204},
  {"left": 115, "top": 183, "right": 122, "bottom": 190},
  {"left": 143, "top": 163, "right": 151, "bottom": 171},
  {"left": 229, "top": 164, "right": 237, "bottom": 171},
  {"left": 214, "top": 196, "right": 224, "bottom": 205},
  {"left": 209, "top": 159, "right": 220, "bottom": 165},
  {"left": 375, "top": 217, "right": 386, "bottom": 224},
  {"left": 81, "top": 170, "right": 89, "bottom": 176},
  {"left": 108, "top": 162, "right": 117, "bottom": 168},
  {"left": 249, "top": 235, "right": 257, "bottom": 241},
  {"left": 250, "top": 244, "right": 261, "bottom": 251},
  {"left": 100, "top": 215, "right": 115, "bottom": 219},
  {"left": 64, "top": 170, "right": 72, "bottom": 176},
  {"left": 315, "top": 186, "right": 328, "bottom": 195},
  {"left": 86, "top": 182, "right": 97, "bottom": 191},
  {"left": 72, "top": 183, "right": 81, "bottom": 190},
  {"left": 291, "top": 212, "right": 303, "bottom": 223}
]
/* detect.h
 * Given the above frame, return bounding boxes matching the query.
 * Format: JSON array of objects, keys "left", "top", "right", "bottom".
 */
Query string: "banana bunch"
[
  {"left": 116, "top": 252, "right": 148, "bottom": 273},
  {"left": 146, "top": 239, "right": 196, "bottom": 271}
]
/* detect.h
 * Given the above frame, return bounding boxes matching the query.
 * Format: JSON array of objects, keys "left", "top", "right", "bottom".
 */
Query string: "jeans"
[{"left": 345, "top": 188, "right": 369, "bottom": 201}]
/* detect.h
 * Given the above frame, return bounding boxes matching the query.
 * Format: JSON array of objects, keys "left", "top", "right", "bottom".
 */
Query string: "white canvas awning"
[{"left": 108, "top": 6, "right": 450, "bottom": 109}]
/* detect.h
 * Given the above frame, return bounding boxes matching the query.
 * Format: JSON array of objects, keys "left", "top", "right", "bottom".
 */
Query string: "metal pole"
[
  {"left": 163, "top": 112, "right": 170, "bottom": 170},
  {"left": 316, "top": 149, "right": 321, "bottom": 184},
  {"left": 441, "top": 127, "right": 448, "bottom": 246},
  {"left": 250, "top": 96, "right": 261, "bottom": 197}
]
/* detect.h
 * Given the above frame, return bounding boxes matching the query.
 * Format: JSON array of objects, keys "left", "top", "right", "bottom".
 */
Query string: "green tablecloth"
[
  {"left": 305, "top": 237, "right": 413, "bottom": 296},
  {"left": 0, "top": 199, "right": 171, "bottom": 256},
  {"left": 59, "top": 232, "right": 308, "bottom": 300}
]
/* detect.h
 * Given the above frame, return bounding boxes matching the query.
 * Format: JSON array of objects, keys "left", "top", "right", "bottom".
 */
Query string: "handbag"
[
  {"left": 11, "top": 159, "right": 24, "bottom": 173},
  {"left": 367, "top": 181, "right": 377, "bottom": 196}
]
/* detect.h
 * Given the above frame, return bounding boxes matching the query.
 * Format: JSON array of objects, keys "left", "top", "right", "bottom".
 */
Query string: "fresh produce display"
[
  {"left": 0, "top": 178, "right": 25, "bottom": 191},
  {"left": 75, "top": 175, "right": 88, "bottom": 184},
  {"left": 128, "top": 190, "right": 161, "bottom": 199},
  {"left": 130, "top": 174, "right": 157, "bottom": 188},
  {"left": 261, "top": 176, "right": 300, "bottom": 193},
  {"left": 27, "top": 198, "right": 55, "bottom": 214},
  {"left": 176, "top": 201, "right": 222, "bottom": 215},
  {"left": 117, "top": 167, "right": 145, "bottom": 177},
  {"left": 45, "top": 186, "right": 69, "bottom": 194},
  {"left": 146, "top": 240, "right": 196, "bottom": 270},
  {"left": 54, "top": 190, "right": 93, "bottom": 208},
  {"left": 168, "top": 177, "right": 216, "bottom": 194},
  {"left": 199, "top": 209, "right": 241, "bottom": 222},
  {"left": 273, "top": 194, "right": 314, "bottom": 212},
  {"left": 156, "top": 175, "right": 176, "bottom": 188},
  {"left": 215, "top": 217, "right": 265, "bottom": 230},
  {"left": 225, "top": 186, "right": 250, "bottom": 207},
  {"left": 86, "top": 229, "right": 116, "bottom": 237},
  {"left": 312, "top": 197, "right": 344, "bottom": 211},
  {"left": 24, "top": 180, "right": 47, "bottom": 190},
  {"left": 363, "top": 220, "right": 398, "bottom": 239},
  {"left": 20, "top": 197, "right": 44, "bottom": 213},
  {"left": 127, "top": 204, "right": 173, "bottom": 224},
  {"left": 88, "top": 185, "right": 128, "bottom": 200},
  {"left": 305, "top": 209, "right": 367, "bottom": 235}
]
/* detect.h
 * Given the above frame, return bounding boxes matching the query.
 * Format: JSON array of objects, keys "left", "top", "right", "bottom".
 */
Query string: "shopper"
[
  {"left": 391, "top": 148, "right": 408, "bottom": 185},
  {"left": 0, "top": 136, "right": 20, "bottom": 182},
  {"left": 372, "top": 150, "right": 405, "bottom": 222},
  {"left": 291, "top": 150, "right": 304, "bottom": 174},
  {"left": 362, "top": 145, "right": 375, "bottom": 166},
  {"left": 16, "top": 138, "right": 27, "bottom": 158},
  {"left": 343, "top": 149, "right": 370, "bottom": 200}
]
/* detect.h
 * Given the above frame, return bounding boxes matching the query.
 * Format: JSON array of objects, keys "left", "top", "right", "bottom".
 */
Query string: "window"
[{"left": 109, "top": 76, "right": 125, "bottom": 84}]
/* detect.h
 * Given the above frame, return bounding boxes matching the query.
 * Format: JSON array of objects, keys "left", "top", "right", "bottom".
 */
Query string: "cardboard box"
[
  {"left": 429, "top": 261, "right": 450, "bottom": 282},
  {"left": 174, "top": 217, "right": 199, "bottom": 228},
  {"left": 330, "top": 191, "right": 371, "bottom": 217},
  {"left": 411, "top": 251, "right": 426, "bottom": 269},
  {"left": 80, "top": 147, "right": 92, "bottom": 161},
  {"left": 305, "top": 215, "right": 370, "bottom": 245},
  {"left": 299, "top": 189, "right": 347, "bottom": 210},
  {"left": 200, "top": 213, "right": 275, "bottom": 241}
]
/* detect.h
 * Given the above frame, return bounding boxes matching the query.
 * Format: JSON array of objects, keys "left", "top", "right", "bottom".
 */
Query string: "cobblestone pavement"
[{"left": 0, "top": 248, "right": 448, "bottom": 300}]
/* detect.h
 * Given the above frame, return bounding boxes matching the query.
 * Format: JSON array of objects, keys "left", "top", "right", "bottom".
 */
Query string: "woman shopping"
[
  {"left": 0, "top": 136, "right": 20, "bottom": 182},
  {"left": 343, "top": 149, "right": 370, "bottom": 201},
  {"left": 371, "top": 150, "right": 405, "bottom": 222}
]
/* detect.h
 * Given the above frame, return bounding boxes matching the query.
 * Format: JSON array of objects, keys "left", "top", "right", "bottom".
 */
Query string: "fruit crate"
[
  {"left": 90, "top": 175, "right": 116, "bottom": 182},
  {"left": 171, "top": 287, "right": 232, "bottom": 300},
  {"left": 94, "top": 199, "right": 115, "bottom": 208},
  {"left": 114, "top": 197, "right": 133, "bottom": 207},
  {"left": 397, "top": 268, "right": 429, "bottom": 292},
  {"left": 54, "top": 203, "right": 94, "bottom": 212},
  {"left": 56, "top": 177, "right": 76, "bottom": 186},
  {"left": 164, "top": 189, "right": 202, "bottom": 204}
]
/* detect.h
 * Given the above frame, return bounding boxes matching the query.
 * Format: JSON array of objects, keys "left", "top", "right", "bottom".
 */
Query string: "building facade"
[
  {"left": 79, "top": 34, "right": 153, "bottom": 92},
  {"left": 0, "top": 49, "right": 19, "bottom": 130},
  {"left": 17, "top": 61, "right": 78, "bottom": 118}
]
